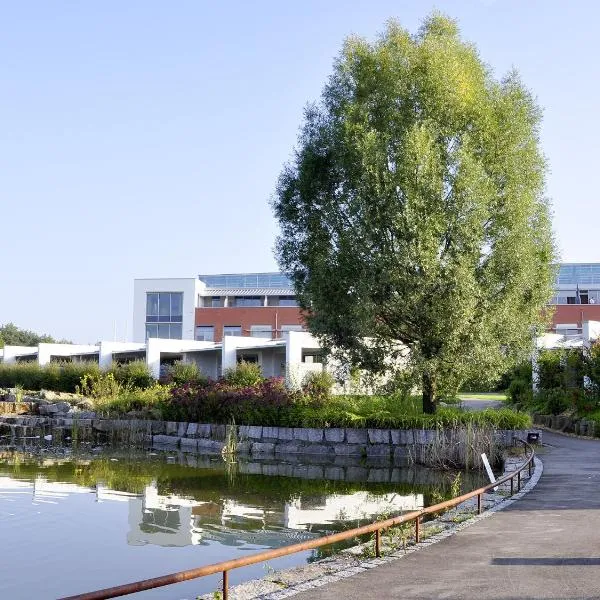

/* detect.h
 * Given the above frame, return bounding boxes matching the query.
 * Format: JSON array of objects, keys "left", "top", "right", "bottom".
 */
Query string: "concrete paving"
[
  {"left": 292, "top": 431, "right": 600, "bottom": 600},
  {"left": 460, "top": 398, "right": 505, "bottom": 411}
]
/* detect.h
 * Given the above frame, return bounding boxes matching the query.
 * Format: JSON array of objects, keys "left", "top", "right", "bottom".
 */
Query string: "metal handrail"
[{"left": 60, "top": 439, "right": 536, "bottom": 600}]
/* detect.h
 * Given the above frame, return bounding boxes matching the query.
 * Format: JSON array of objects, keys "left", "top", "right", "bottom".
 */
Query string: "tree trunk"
[{"left": 422, "top": 372, "right": 436, "bottom": 414}]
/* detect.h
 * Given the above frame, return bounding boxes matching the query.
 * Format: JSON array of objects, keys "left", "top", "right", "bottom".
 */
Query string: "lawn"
[{"left": 458, "top": 392, "right": 507, "bottom": 402}]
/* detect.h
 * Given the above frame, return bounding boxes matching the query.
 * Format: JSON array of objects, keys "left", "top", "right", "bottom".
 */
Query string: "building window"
[
  {"left": 281, "top": 324, "right": 303, "bottom": 332},
  {"left": 302, "top": 351, "right": 323, "bottom": 363},
  {"left": 146, "top": 323, "right": 182, "bottom": 340},
  {"left": 145, "top": 292, "right": 183, "bottom": 339},
  {"left": 196, "top": 326, "right": 215, "bottom": 341},
  {"left": 279, "top": 296, "right": 298, "bottom": 307},
  {"left": 250, "top": 325, "right": 272, "bottom": 338},
  {"left": 223, "top": 326, "right": 242, "bottom": 337},
  {"left": 211, "top": 296, "right": 221, "bottom": 307},
  {"left": 146, "top": 292, "right": 183, "bottom": 323},
  {"left": 233, "top": 296, "right": 262, "bottom": 307}
]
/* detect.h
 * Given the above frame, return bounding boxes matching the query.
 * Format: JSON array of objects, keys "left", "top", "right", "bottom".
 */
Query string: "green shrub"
[
  {"left": 166, "top": 361, "right": 207, "bottom": 386},
  {"left": 110, "top": 361, "right": 153, "bottom": 389},
  {"left": 224, "top": 361, "right": 263, "bottom": 387},
  {"left": 0, "top": 361, "right": 101, "bottom": 392},
  {"left": 302, "top": 370, "right": 335, "bottom": 403},
  {"left": 93, "top": 384, "right": 170, "bottom": 416},
  {"left": 537, "top": 387, "right": 570, "bottom": 415},
  {"left": 507, "top": 377, "right": 533, "bottom": 407}
]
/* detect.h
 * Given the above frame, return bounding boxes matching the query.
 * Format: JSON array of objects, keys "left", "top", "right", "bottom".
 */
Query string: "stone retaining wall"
[
  {"left": 0, "top": 415, "right": 530, "bottom": 465},
  {"left": 533, "top": 413, "right": 597, "bottom": 437}
]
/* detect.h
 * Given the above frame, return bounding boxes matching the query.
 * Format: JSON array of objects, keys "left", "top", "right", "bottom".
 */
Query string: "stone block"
[
  {"left": 333, "top": 444, "right": 364, "bottom": 456},
  {"left": 240, "top": 462, "right": 263, "bottom": 475},
  {"left": 367, "top": 468, "right": 390, "bottom": 483},
  {"left": 197, "top": 424, "right": 212, "bottom": 438},
  {"left": 239, "top": 425, "right": 263, "bottom": 439},
  {"left": 275, "top": 443, "right": 303, "bottom": 454},
  {"left": 235, "top": 441, "right": 252, "bottom": 455},
  {"left": 260, "top": 463, "right": 280, "bottom": 477},
  {"left": 346, "top": 429, "right": 368, "bottom": 444},
  {"left": 391, "top": 429, "right": 413, "bottom": 445},
  {"left": 414, "top": 429, "right": 436, "bottom": 444},
  {"left": 366, "top": 444, "right": 391, "bottom": 459},
  {"left": 186, "top": 423, "right": 198, "bottom": 437},
  {"left": 346, "top": 466, "right": 369, "bottom": 482},
  {"left": 151, "top": 421, "right": 166, "bottom": 434},
  {"left": 211, "top": 424, "right": 226, "bottom": 441},
  {"left": 276, "top": 427, "right": 294, "bottom": 441},
  {"left": 393, "top": 447, "right": 410, "bottom": 464},
  {"left": 368, "top": 429, "right": 390, "bottom": 444},
  {"left": 307, "top": 465, "right": 325, "bottom": 479},
  {"left": 153, "top": 435, "right": 180, "bottom": 448},
  {"left": 177, "top": 422, "right": 188, "bottom": 437},
  {"left": 324, "top": 428, "right": 345, "bottom": 443},
  {"left": 180, "top": 437, "right": 198, "bottom": 451},
  {"left": 324, "top": 466, "right": 345, "bottom": 480},
  {"left": 292, "top": 465, "right": 310, "bottom": 479},
  {"left": 197, "top": 439, "right": 224, "bottom": 454},
  {"left": 302, "top": 444, "right": 334, "bottom": 456},
  {"left": 165, "top": 421, "right": 178, "bottom": 435},
  {"left": 262, "top": 427, "right": 279, "bottom": 439},
  {"left": 251, "top": 442, "right": 275, "bottom": 454}
]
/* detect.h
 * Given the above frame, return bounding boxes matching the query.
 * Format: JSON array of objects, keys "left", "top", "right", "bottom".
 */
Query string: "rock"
[
  {"left": 54, "top": 402, "right": 71, "bottom": 414},
  {"left": 77, "top": 399, "right": 94, "bottom": 411}
]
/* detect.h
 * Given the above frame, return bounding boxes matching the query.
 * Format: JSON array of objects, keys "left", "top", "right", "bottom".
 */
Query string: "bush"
[
  {"left": 507, "top": 377, "right": 533, "bottom": 407},
  {"left": 110, "top": 361, "right": 153, "bottom": 389},
  {"left": 223, "top": 361, "right": 263, "bottom": 387},
  {"left": 0, "top": 361, "right": 101, "bottom": 392},
  {"left": 165, "top": 361, "right": 207, "bottom": 387},
  {"left": 302, "top": 371, "right": 335, "bottom": 403},
  {"left": 537, "top": 387, "right": 571, "bottom": 415}
]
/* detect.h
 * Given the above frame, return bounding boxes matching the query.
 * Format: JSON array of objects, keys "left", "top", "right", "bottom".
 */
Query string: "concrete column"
[{"left": 146, "top": 338, "right": 162, "bottom": 379}]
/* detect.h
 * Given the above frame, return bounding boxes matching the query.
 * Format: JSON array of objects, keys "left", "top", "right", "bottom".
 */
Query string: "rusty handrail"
[{"left": 60, "top": 439, "right": 535, "bottom": 600}]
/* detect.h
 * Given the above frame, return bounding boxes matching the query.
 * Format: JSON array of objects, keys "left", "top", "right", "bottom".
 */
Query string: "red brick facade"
[
  {"left": 551, "top": 305, "right": 600, "bottom": 329},
  {"left": 194, "top": 307, "right": 304, "bottom": 342}
]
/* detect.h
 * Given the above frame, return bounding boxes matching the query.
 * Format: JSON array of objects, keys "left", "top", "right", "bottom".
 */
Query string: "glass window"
[
  {"left": 196, "top": 326, "right": 215, "bottom": 341},
  {"left": 159, "top": 293, "right": 171, "bottom": 318},
  {"left": 281, "top": 324, "right": 304, "bottom": 332},
  {"left": 279, "top": 296, "right": 298, "bottom": 307},
  {"left": 145, "top": 324, "right": 158, "bottom": 339},
  {"left": 158, "top": 323, "right": 170, "bottom": 338},
  {"left": 169, "top": 323, "right": 182, "bottom": 339},
  {"left": 170, "top": 293, "right": 183, "bottom": 318},
  {"left": 250, "top": 326, "right": 272, "bottom": 338},
  {"left": 211, "top": 297, "right": 221, "bottom": 307},
  {"left": 223, "top": 326, "right": 242, "bottom": 337},
  {"left": 146, "top": 293, "right": 159, "bottom": 317},
  {"left": 234, "top": 296, "right": 262, "bottom": 307}
]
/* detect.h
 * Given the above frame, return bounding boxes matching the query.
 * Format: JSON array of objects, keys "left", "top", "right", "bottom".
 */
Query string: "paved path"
[
  {"left": 460, "top": 398, "right": 504, "bottom": 411},
  {"left": 293, "top": 431, "right": 600, "bottom": 600}
]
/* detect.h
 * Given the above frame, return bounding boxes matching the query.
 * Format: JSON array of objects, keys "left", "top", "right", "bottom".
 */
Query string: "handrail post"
[
  {"left": 223, "top": 570, "right": 228, "bottom": 600},
  {"left": 517, "top": 470, "right": 521, "bottom": 492},
  {"left": 510, "top": 475, "right": 514, "bottom": 496},
  {"left": 477, "top": 493, "right": 482, "bottom": 514},
  {"left": 375, "top": 528, "right": 381, "bottom": 557},
  {"left": 529, "top": 456, "right": 533, "bottom": 477},
  {"left": 415, "top": 516, "right": 420, "bottom": 543}
]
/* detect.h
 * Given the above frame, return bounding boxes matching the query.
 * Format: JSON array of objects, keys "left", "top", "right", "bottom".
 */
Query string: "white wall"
[
  {"left": 133, "top": 278, "right": 201, "bottom": 343},
  {"left": 2, "top": 346, "right": 39, "bottom": 364},
  {"left": 146, "top": 338, "right": 216, "bottom": 378},
  {"left": 38, "top": 343, "right": 99, "bottom": 366}
]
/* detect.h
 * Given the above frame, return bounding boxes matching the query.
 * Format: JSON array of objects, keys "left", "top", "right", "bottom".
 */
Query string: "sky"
[{"left": 1, "top": 0, "right": 599, "bottom": 343}]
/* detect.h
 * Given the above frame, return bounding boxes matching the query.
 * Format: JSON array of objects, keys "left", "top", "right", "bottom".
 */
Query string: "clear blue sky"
[{"left": 1, "top": 1, "right": 598, "bottom": 343}]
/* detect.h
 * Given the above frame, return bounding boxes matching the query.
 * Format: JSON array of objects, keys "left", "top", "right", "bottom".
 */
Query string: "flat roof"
[{"left": 198, "top": 273, "right": 292, "bottom": 289}]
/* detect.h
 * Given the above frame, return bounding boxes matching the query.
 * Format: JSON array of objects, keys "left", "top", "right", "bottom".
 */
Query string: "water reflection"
[{"left": 0, "top": 448, "right": 486, "bottom": 599}]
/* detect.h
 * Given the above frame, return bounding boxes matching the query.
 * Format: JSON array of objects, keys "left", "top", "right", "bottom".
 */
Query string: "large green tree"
[
  {"left": 273, "top": 14, "right": 555, "bottom": 413},
  {"left": 0, "top": 323, "right": 62, "bottom": 348}
]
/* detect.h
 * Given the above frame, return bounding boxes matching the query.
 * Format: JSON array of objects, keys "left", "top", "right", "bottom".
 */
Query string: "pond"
[{"left": 0, "top": 444, "right": 489, "bottom": 599}]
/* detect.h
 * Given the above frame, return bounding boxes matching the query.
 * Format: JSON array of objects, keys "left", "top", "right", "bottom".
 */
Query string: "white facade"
[{"left": 132, "top": 278, "right": 202, "bottom": 343}]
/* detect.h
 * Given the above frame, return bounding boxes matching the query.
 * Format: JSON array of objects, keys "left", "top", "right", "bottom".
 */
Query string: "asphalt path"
[{"left": 292, "top": 431, "right": 600, "bottom": 599}]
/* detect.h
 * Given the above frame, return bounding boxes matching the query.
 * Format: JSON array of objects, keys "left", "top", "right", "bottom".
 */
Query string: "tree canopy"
[
  {"left": 0, "top": 323, "right": 65, "bottom": 348},
  {"left": 273, "top": 13, "right": 556, "bottom": 412}
]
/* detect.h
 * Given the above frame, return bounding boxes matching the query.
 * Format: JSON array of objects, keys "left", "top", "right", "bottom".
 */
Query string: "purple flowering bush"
[{"left": 162, "top": 376, "right": 305, "bottom": 425}]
